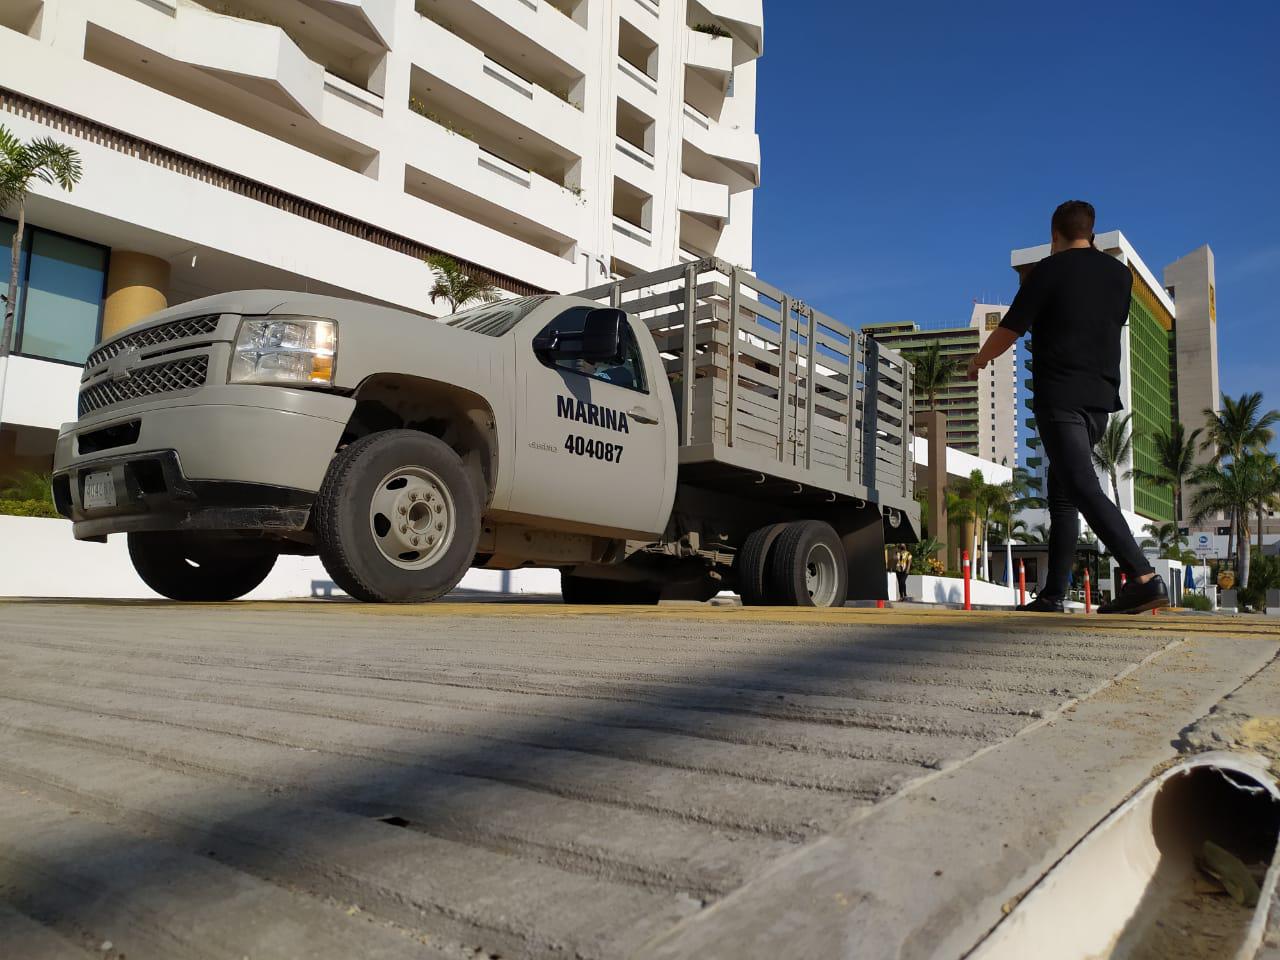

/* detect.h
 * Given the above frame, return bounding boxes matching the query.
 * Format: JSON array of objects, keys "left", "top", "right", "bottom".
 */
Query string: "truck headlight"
[{"left": 230, "top": 317, "right": 337, "bottom": 386}]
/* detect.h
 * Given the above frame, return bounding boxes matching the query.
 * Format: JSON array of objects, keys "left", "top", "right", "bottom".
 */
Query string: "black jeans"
[
  {"left": 895, "top": 570, "right": 909, "bottom": 599},
  {"left": 1037, "top": 406, "right": 1154, "bottom": 601}
]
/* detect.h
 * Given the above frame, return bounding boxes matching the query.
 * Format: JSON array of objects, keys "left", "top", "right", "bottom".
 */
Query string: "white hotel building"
[{"left": 0, "top": 0, "right": 763, "bottom": 483}]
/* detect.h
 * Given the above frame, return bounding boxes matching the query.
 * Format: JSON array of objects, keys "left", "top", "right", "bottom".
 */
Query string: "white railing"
[
  {"left": 615, "top": 137, "right": 655, "bottom": 169},
  {"left": 612, "top": 216, "right": 652, "bottom": 246},
  {"left": 617, "top": 57, "right": 658, "bottom": 95}
]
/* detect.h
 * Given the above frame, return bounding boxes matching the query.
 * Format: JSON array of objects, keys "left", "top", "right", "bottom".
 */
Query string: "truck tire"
[
  {"left": 315, "top": 430, "right": 481, "bottom": 603},
  {"left": 767, "top": 520, "right": 848, "bottom": 607},
  {"left": 561, "top": 573, "right": 660, "bottom": 605},
  {"left": 127, "top": 533, "right": 277, "bottom": 601},
  {"left": 736, "top": 522, "right": 787, "bottom": 605}
]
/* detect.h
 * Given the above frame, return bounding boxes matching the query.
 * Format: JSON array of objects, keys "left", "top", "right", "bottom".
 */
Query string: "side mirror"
[{"left": 580, "top": 308, "right": 626, "bottom": 362}]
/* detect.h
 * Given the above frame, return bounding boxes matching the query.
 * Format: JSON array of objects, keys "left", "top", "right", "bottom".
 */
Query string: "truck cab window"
[{"left": 534, "top": 306, "right": 648, "bottom": 393}]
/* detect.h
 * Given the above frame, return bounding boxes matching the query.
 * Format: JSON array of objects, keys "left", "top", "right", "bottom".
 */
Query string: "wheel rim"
[
  {"left": 368, "top": 466, "right": 457, "bottom": 571},
  {"left": 803, "top": 542, "right": 840, "bottom": 606}
]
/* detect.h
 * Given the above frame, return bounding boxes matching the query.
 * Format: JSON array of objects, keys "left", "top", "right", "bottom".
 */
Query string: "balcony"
[
  {"left": 614, "top": 137, "right": 656, "bottom": 193},
  {"left": 415, "top": 0, "right": 586, "bottom": 87},
  {"left": 0, "top": 0, "right": 41, "bottom": 38},
  {"left": 686, "top": 29, "right": 732, "bottom": 89},
  {"left": 617, "top": 56, "right": 659, "bottom": 116},
  {"left": 689, "top": 0, "right": 763, "bottom": 61},
  {"left": 175, "top": 5, "right": 326, "bottom": 119},
  {"left": 612, "top": 215, "right": 655, "bottom": 270},
  {"left": 681, "top": 104, "right": 760, "bottom": 188},
  {"left": 83, "top": 9, "right": 379, "bottom": 173},
  {"left": 410, "top": 16, "right": 584, "bottom": 166},
  {"left": 403, "top": 112, "right": 582, "bottom": 257},
  {"left": 304, "top": 0, "right": 396, "bottom": 49},
  {"left": 678, "top": 174, "right": 729, "bottom": 223}
]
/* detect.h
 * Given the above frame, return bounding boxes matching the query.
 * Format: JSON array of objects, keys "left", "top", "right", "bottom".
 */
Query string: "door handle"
[{"left": 629, "top": 407, "right": 659, "bottom": 425}]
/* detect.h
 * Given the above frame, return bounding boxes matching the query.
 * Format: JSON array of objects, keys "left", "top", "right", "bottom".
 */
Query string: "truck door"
[{"left": 510, "top": 303, "right": 672, "bottom": 537}]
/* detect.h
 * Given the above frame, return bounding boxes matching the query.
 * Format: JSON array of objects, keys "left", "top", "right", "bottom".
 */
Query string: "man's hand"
[{"left": 965, "top": 357, "right": 984, "bottom": 381}]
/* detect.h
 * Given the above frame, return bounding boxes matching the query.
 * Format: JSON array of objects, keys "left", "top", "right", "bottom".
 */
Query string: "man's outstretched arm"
[{"left": 965, "top": 327, "right": 1019, "bottom": 380}]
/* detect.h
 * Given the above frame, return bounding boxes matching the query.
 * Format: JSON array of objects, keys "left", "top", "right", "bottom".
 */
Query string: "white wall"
[
  {"left": 0, "top": 516, "right": 561, "bottom": 599},
  {"left": 912, "top": 438, "right": 1013, "bottom": 485}
]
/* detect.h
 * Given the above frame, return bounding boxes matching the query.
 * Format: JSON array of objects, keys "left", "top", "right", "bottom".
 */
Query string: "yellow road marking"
[{"left": 4, "top": 597, "right": 1278, "bottom": 639}]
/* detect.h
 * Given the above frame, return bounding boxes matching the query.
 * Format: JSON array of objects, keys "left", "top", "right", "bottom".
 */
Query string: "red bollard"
[
  {"left": 1018, "top": 560, "right": 1027, "bottom": 607},
  {"left": 876, "top": 600, "right": 885, "bottom": 609},
  {"left": 1084, "top": 568, "right": 1092, "bottom": 614},
  {"left": 962, "top": 550, "right": 972, "bottom": 611}
]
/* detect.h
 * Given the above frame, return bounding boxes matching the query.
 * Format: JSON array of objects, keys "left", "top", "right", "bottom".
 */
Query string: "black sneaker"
[
  {"left": 1018, "top": 596, "right": 1065, "bottom": 613},
  {"left": 1098, "top": 575, "right": 1170, "bottom": 615}
]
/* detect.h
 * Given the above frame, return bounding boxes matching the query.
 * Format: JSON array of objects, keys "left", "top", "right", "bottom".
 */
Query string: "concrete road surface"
[{"left": 0, "top": 601, "right": 1277, "bottom": 959}]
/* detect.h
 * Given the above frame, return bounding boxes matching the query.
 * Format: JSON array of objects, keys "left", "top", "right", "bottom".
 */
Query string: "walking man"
[
  {"left": 894, "top": 545, "right": 912, "bottom": 602},
  {"left": 966, "top": 200, "right": 1169, "bottom": 614}
]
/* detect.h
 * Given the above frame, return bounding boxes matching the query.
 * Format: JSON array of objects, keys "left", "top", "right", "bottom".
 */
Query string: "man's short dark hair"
[{"left": 1051, "top": 200, "right": 1096, "bottom": 243}]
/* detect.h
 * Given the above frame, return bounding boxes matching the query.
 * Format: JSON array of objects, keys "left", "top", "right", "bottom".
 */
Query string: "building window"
[{"left": 1, "top": 218, "right": 108, "bottom": 365}]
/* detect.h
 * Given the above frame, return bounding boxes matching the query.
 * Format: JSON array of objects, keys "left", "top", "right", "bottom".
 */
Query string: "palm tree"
[
  {"left": 1091, "top": 413, "right": 1134, "bottom": 506},
  {"left": 1140, "top": 521, "right": 1187, "bottom": 560},
  {"left": 1199, "top": 392, "right": 1280, "bottom": 572},
  {"left": 1190, "top": 455, "right": 1273, "bottom": 589},
  {"left": 0, "top": 127, "right": 82, "bottom": 425},
  {"left": 945, "top": 485, "right": 977, "bottom": 573},
  {"left": 425, "top": 254, "right": 500, "bottom": 314},
  {"left": 1253, "top": 454, "right": 1280, "bottom": 553},
  {"left": 1131, "top": 422, "right": 1202, "bottom": 523},
  {"left": 902, "top": 341, "right": 955, "bottom": 413},
  {"left": 1017, "top": 522, "right": 1050, "bottom": 545},
  {"left": 1202, "top": 393, "right": 1280, "bottom": 463}
]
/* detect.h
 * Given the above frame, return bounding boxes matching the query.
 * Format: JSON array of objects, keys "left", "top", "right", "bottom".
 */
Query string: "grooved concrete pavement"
[{"left": 0, "top": 601, "right": 1276, "bottom": 959}]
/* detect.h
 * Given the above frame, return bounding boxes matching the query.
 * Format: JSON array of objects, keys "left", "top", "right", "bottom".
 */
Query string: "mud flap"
[{"left": 834, "top": 504, "right": 888, "bottom": 602}]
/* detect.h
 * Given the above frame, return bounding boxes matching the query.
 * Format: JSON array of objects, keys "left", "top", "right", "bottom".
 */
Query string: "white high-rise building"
[{"left": 0, "top": 0, "right": 763, "bottom": 481}]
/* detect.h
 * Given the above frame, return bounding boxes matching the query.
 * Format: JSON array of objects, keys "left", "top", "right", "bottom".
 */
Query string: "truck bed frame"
[{"left": 577, "top": 258, "right": 919, "bottom": 539}]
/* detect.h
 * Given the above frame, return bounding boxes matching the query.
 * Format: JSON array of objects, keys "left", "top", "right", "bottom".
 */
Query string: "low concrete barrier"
[{"left": 0, "top": 515, "right": 560, "bottom": 599}]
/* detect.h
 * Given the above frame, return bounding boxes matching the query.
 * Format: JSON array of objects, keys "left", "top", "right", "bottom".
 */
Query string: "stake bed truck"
[{"left": 52, "top": 259, "right": 919, "bottom": 605}]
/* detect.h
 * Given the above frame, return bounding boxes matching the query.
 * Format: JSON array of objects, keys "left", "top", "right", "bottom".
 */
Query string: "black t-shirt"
[{"left": 999, "top": 247, "right": 1132, "bottom": 412}]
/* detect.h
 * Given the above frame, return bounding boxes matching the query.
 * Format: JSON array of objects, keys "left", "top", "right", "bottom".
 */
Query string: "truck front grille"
[
  {"left": 78, "top": 356, "right": 210, "bottom": 417},
  {"left": 85, "top": 314, "right": 221, "bottom": 371}
]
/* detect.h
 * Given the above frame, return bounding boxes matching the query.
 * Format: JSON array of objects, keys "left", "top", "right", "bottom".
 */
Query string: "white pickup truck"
[{"left": 51, "top": 259, "right": 918, "bottom": 606}]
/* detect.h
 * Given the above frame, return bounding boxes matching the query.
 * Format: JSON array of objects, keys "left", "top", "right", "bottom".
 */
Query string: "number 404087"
[{"left": 564, "top": 434, "right": 623, "bottom": 463}]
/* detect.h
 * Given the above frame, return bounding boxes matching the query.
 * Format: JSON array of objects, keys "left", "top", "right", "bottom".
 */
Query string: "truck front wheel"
[
  {"left": 767, "top": 520, "right": 848, "bottom": 607},
  {"left": 128, "top": 533, "right": 277, "bottom": 601},
  {"left": 315, "top": 430, "right": 481, "bottom": 603}
]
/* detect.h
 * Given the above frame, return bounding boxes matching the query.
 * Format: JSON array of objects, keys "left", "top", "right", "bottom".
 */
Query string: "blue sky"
[{"left": 752, "top": 1, "right": 1279, "bottom": 418}]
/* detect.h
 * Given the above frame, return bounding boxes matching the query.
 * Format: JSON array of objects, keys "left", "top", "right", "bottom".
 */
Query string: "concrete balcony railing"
[
  {"left": 616, "top": 56, "right": 659, "bottom": 111},
  {"left": 613, "top": 137, "right": 657, "bottom": 193},
  {"left": 438, "top": 0, "right": 588, "bottom": 74},
  {"left": 678, "top": 173, "right": 729, "bottom": 222},
  {"left": 405, "top": 113, "right": 583, "bottom": 244},
  {"left": 685, "top": 30, "right": 733, "bottom": 90},
  {"left": 681, "top": 104, "right": 760, "bottom": 185},
  {"left": 696, "top": 0, "right": 763, "bottom": 59},
  {"left": 310, "top": 0, "right": 396, "bottom": 49},
  {"left": 612, "top": 215, "right": 655, "bottom": 268},
  {"left": 170, "top": 4, "right": 326, "bottom": 120},
  {"left": 413, "top": 16, "right": 584, "bottom": 160}
]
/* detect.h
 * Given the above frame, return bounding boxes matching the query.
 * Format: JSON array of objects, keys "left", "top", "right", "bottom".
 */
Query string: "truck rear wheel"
[
  {"left": 767, "top": 520, "right": 848, "bottom": 607},
  {"left": 128, "top": 533, "right": 277, "bottom": 601},
  {"left": 561, "top": 573, "right": 660, "bottom": 605},
  {"left": 315, "top": 430, "right": 481, "bottom": 603},
  {"left": 735, "top": 522, "right": 788, "bottom": 605}
]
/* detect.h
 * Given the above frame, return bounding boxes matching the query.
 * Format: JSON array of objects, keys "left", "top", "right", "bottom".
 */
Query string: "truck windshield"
[{"left": 445, "top": 296, "right": 552, "bottom": 337}]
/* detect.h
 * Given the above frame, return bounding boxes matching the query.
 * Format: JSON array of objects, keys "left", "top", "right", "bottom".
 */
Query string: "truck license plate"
[{"left": 83, "top": 471, "right": 116, "bottom": 509}]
